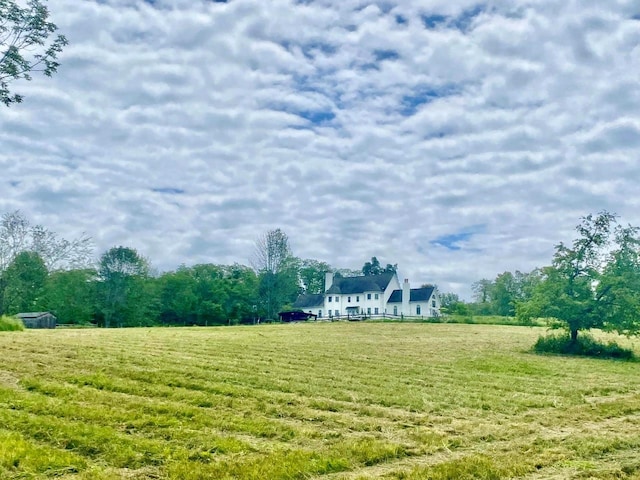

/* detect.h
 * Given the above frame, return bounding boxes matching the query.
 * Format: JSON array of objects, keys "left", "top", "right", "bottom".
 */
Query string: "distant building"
[
  {"left": 292, "top": 272, "right": 440, "bottom": 319},
  {"left": 16, "top": 312, "right": 57, "bottom": 329}
]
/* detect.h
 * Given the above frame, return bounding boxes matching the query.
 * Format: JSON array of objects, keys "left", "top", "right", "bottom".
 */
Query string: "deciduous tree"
[
  {"left": 1, "top": 0, "right": 68, "bottom": 106},
  {"left": 96, "top": 246, "right": 149, "bottom": 328},
  {"left": 517, "top": 212, "right": 640, "bottom": 341},
  {"left": 0, "top": 211, "right": 92, "bottom": 272},
  {"left": 299, "top": 259, "right": 331, "bottom": 294},
  {"left": 0, "top": 250, "right": 47, "bottom": 314},
  {"left": 251, "top": 229, "right": 299, "bottom": 319}
]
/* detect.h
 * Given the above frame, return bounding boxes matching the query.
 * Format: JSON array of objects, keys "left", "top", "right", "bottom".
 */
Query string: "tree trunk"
[{"left": 570, "top": 328, "right": 578, "bottom": 342}]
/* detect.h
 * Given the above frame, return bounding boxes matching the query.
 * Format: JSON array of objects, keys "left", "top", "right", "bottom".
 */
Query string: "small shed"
[
  {"left": 16, "top": 312, "right": 57, "bottom": 329},
  {"left": 278, "top": 310, "right": 317, "bottom": 323}
]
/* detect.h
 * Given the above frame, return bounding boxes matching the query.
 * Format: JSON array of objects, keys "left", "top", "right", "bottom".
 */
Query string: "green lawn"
[{"left": 1, "top": 323, "right": 639, "bottom": 479}]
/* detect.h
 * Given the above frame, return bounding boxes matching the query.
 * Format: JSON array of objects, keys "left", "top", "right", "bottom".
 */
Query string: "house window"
[
  {"left": 356, "top": 296, "right": 360, "bottom": 302},
  {"left": 367, "top": 293, "right": 371, "bottom": 300},
  {"left": 375, "top": 293, "right": 379, "bottom": 300},
  {"left": 416, "top": 305, "right": 421, "bottom": 315},
  {"left": 432, "top": 299, "right": 436, "bottom": 308},
  {"left": 318, "top": 310, "right": 322, "bottom": 318},
  {"left": 367, "top": 307, "right": 371, "bottom": 315},
  {"left": 374, "top": 307, "right": 379, "bottom": 314},
  {"left": 335, "top": 297, "right": 339, "bottom": 303},
  {"left": 335, "top": 310, "right": 339, "bottom": 316},
  {"left": 393, "top": 306, "right": 398, "bottom": 315},
  {"left": 328, "top": 296, "right": 332, "bottom": 302},
  {"left": 348, "top": 296, "right": 351, "bottom": 303}
]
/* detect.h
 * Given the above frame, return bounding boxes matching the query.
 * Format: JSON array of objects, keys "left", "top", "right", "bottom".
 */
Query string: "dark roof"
[
  {"left": 292, "top": 294, "right": 325, "bottom": 309},
  {"left": 326, "top": 272, "right": 395, "bottom": 294},
  {"left": 16, "top": 312, "right": 56, "bottom": 319},
  {"left": 387, "top": 286, "right": 435, "bottom": 303}
]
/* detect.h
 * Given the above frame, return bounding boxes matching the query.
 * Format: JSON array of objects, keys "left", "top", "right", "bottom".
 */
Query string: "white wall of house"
[
  {"left": 383, "top": 274, "right": 401, "bottom": 312},
  {"left": 314, "top": 272, "right": 440, "bottom": 318}
]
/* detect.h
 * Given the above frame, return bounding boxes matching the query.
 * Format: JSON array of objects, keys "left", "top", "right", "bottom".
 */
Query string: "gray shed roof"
[
  {"left": 326, "top": 272, "right": 394, "bottom": 295},
  {"left": 16, "top": 312, "right": 56, "bottom": 319}
]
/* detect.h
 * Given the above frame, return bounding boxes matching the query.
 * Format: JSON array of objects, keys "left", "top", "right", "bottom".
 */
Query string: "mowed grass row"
[{"left": 1, "top": 323, "right": 640, "bottom": 479}]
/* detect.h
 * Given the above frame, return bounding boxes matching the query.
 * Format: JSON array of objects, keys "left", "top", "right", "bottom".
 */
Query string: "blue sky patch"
[
  {"left": 400, "top": 84, "right": 461, "bottom": 116},
  {"left": 452, "top": 5, "right": 485, "bottom": 32},
  {"left": 422, "top": 14, "right": 448, "bottom": 29},
  {"left": 431, "top": 225, "right": 486, "bottom": 251},
  {"left": 374, "top": 49, "right": 400, "bottom": 62},
  {"left": 422, "top": 5, "right": 485, "bottom": 31},
  {"left": 298, "top": 110, "right": 335, "bottom": 124},
  {"left": 301, "top": 42, "right": 337, "bottom": 59}
]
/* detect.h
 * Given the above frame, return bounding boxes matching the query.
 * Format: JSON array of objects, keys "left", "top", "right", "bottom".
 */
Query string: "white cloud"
[{"left": 1, "top": 0, "right": 639, "bottom": 299}]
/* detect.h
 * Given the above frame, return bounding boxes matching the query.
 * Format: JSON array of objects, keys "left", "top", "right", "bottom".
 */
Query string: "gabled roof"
[
  {"left": 387, "top": 286, "right": 435, "bottom": 303},
  {"left": 292, "top": 294, "right": 325, "bottom": 309},
  {"left": 326, "top": 272, "right": 395, "bottom": 295},
  {"left": 16, "top": 312, "right": 56, "bottom": 319}
]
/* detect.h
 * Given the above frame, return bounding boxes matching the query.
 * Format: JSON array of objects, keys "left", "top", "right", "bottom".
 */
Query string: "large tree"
[
  {"left": 299, "top": 259, "right": 331, "bottom": 294},
  {"left": 1, "top": 0, "right": 68, "bottom": 106},
  {"left": 251, "top": 229, "right": 299, "bottom": 319},
  {"left": 0, "top": 211, "right": 92, "bottom": 272},
  {"left": 43, "top": 268, "right": 96, "bottom": 324},
  {"left": 517, "top": 212, "right": 640, "bottom": 341},
  {"left": 96, "top": 246, "right": 149, "bottom": 328},
  {"left": 362, "top": 257, "right": 397, "bottom": 276},
  {"left": 0, "top": 250, "right": 47, "bottom": 314}
]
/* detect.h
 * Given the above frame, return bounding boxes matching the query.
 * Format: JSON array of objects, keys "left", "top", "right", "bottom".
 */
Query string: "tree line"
[
  {"left": 441, "top": 212, "right": 640, "bottom": 342},
  {"left": 439, "top": 269, "right": 543, "bottom": 317},
  {"left": 0, "top": 213, "right": 397, "bottom": 326}
]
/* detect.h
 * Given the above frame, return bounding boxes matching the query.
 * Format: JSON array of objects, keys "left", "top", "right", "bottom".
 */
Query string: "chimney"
[
  {"left": 402, "top": 278, "right": 410, "bottom": 316},
  {"left": 325, "top": 271, "right": 334, "bottom": 292}
]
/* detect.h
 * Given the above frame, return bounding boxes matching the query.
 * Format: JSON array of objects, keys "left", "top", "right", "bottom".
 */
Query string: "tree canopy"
[
  {"left": 1, "top": 0, "right": 68, "bottom": 106},
  {"left": 362, "top": 257, "right": 397, "bottom": 276},
  {"left": 517, "top": 212, "right": 640, "bottom": 341}
]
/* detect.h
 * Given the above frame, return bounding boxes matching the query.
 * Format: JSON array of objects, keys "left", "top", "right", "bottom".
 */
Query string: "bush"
[
  {"left": 0, "top": 315, "right": 25, "bottom": 331},
  {"left": 533, "top": 332, "right": 635, "bottom": 360}
]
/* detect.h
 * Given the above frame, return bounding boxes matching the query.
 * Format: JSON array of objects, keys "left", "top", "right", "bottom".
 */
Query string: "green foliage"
[
  {"left": 518, "top": 212, "right": 640, "bottom": 342},
  {"left": 0, "top": 314, "right": 23, "bottom": 330},
  {"left": 0, "top": 0, "right": 68, "bottom": 106},
  {"left": 158, "top": 263, "right": 259, "bottom": 326},
  {"left": 0, "top": 251, "right": 47, "bottom": 314},
  {"left": 533, "top": 332, "right": 635, "bottom": 360},
  {"left": 298, "top": 258, "right": 331, "bottom": 294},
  {"left": 439, "top": 292, "right": 471, "bottom": 316},
  {"left": 361, "top": 256, "right": 396, "bottom": 276},
  {"left": 470, "top": 270, "right": 541, "bottom": 316},
  {"left": 96, "top": 246, "right": 149, "bottom": 327},
  {"left": 42, "top": 269, "right": 96, "bottom": 324},
  {"left": 252, "top": 229, "right": 300, "bottom": 319}
]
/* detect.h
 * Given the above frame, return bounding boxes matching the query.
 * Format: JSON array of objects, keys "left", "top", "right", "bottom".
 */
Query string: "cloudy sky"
[{"left": 1, "top": 0, "right": 640, "bottom": 298}]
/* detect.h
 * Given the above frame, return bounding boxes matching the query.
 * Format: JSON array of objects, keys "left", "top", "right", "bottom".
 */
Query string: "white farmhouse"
[{"left": 292, "top": 271, "right": 440, "bottom": 319}]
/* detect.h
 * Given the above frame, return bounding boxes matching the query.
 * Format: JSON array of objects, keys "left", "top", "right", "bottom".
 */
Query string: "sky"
[{"left": 1, "top": 0, "right": 640, "bottom": 299}]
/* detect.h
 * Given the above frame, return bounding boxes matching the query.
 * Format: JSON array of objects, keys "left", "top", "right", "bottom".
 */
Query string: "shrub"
[
  {"left": 533, "top": 332, "right": 635, "bottom": 360},
  {"left": 0, "top": 315, "right": 25, "bottom": 331}
]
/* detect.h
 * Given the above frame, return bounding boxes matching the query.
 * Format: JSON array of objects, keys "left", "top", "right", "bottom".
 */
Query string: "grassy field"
[{"left": 1, "top": 323, "right": 640, "bottom": 479}]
